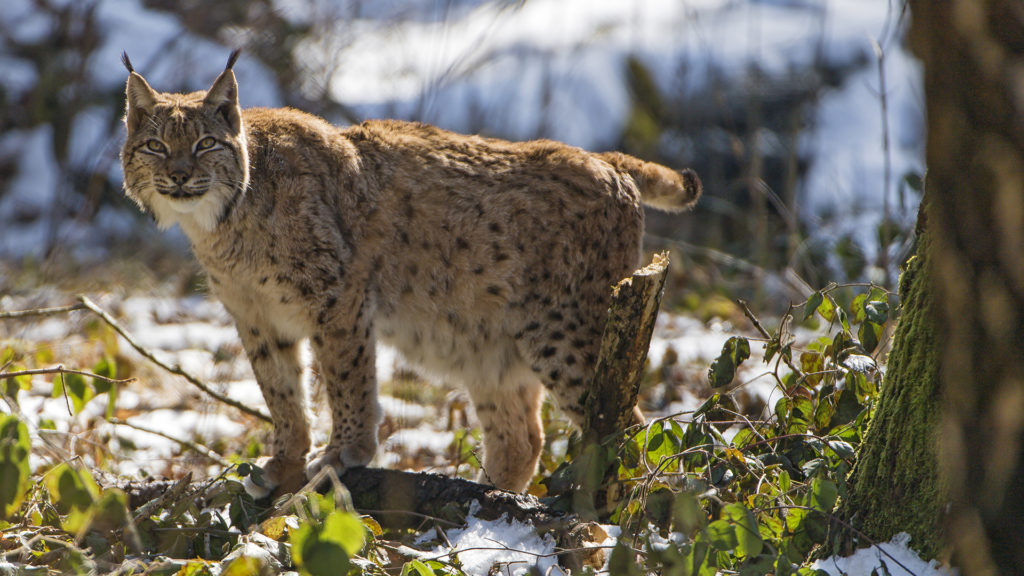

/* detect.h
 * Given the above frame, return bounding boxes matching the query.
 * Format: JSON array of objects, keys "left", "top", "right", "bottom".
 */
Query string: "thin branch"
[
  {"left": 77, "top": 295, "right": 272, "bottom": 423},
  {"left": 0, "top": 302, "right": 86, "bottom": 320},
  {"left": 107, "top": 417, "right": 229, "bottom": 465},
  {"left": 737, "top": 298, "right": 806, "bottom": 382},
  {"left": 0, "top": 366, "right": 136, "bottom": 386}
]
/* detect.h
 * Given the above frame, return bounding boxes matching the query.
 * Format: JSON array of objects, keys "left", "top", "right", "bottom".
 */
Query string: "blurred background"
[{"left": 0, "top": 0, "right": 922, "bottom": 312}]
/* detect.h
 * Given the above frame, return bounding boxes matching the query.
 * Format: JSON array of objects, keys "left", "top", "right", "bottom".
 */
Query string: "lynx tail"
[{"left": 598, "top": 151, "right": 702, "bottom": 213}]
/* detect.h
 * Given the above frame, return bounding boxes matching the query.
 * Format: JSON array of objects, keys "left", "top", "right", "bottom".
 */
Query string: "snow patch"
[
  {"left": 812, "top": 532, "right": 956, "bottom": 576},
  {"left": 427, "top": 501, "right": 557, "bottom": 576}
]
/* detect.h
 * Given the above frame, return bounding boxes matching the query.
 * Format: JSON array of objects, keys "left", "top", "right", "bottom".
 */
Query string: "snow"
[
  {"left": 813, "top": 532, "right": 956, "bottom": 576},
  {"left": 425, "top": 502, "right": 558, "bottom": 576}
]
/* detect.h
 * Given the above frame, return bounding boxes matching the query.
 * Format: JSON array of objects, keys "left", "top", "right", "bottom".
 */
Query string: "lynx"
[{"left": 120, "top": 51, "right": 701, "bottom": 494}]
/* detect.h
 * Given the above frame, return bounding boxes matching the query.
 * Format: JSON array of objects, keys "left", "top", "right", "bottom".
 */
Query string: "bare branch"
[
  {"left": 108, "top": 417, "right": 229, "bottom": 465},
  {"left": 77, "top": 295, "right": 272, "bottom": 423},
  {"left": 0, "top": 365, "right": 135, "bottom": 385},
  {"left": 0, "top": 302, "right": 86, "bottom": 319},
  {"left": 737, "top": 298, "right": 806, "bottom": 382}
]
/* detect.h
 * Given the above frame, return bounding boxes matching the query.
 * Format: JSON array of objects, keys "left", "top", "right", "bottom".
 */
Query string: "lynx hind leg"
[
  {"left": 470, "top": 370, "right": 545, "bottom": 492},
  {"left": 517, "top": 304, "right": 606, "bottom": 429},
  {"left": 304, "top": 316, "right": 382, "bottom": 483}
]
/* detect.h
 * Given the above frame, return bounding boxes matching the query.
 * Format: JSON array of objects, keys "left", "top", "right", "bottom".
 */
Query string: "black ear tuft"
[
  {"left": 122, "top": 51, "right": 134, "bottom": 73},
  {"left": 225, "top": 49, "right": 240, "bottom": 71}
]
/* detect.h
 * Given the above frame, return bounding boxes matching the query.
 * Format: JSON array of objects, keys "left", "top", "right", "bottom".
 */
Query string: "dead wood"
[{"left": 584, "top": 251, "right": 670, "bottom": 441}]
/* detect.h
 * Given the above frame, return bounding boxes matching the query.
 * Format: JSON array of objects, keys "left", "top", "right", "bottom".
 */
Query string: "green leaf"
[
  {"left": 778, "top": 469, "right": 791, "bottom": 494},
  {"left": 0, "top": 415, "right": 31, "bottom": 519},
  {"left": 806, "top": 477, "right": 839, "bottom": 514},
  {"left": 858, "top": 321, "right": 881, "bottom": 354},
  {"left": 708, "top": 337, "right": 751, "bottom": 389},
  {"left": 706, "top": 519, "right": 738, "bottom": 551},
  {"left": 826, "top": 439, "right": 856, "bottom": 460},
  {"left": 723, "top": 503, "right": 763, "bottom": 558},
  {"left": 320, "top": 509, "right": 366, "bottom": 556},
  {"left": 63, "top": 373, "right": 95, "bottom": 415},
  {"left": 291, "top": 509, "right": 366, "bottom": 576},
  {"left": 608, "top": 541, "right": 642, "bottom": 576},
  {"left": 804, "top": 292, "right": 824, "bottom": 321},
  {"left": 673, "top": 491, "right": 705, "bottom": 535},
  {"left": 92, "top": 357, "right": 116, "bottom": 393},
  {"left": 864, "top": 301, "right": 889, "bottom": 325},
  {"left": 816, "top": 297, "right": 834, "bottom": 323},
  {"left": 46, "top": 463, "right": 100, "bottom": 533},
  {"left": 401, "top": 560, "right": 435, "bottom": 576}
]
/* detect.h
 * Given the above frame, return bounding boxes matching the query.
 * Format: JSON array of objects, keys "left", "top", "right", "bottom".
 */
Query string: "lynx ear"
[
  {"left": 204, "top": 50, "right": 242, "bottom": 133},
  {"left": 124, "top": 64, "right": 158, "bottom": 133}
]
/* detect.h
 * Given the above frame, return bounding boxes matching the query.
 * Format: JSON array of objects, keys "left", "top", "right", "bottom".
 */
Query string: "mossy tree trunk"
[
  {"left": 830, "top": 1, "right": 1024, "bottom": 571},
  {"left": 827, "top": 209, "right": 942, "bottom": 558},
  {"left": 911, "top": 0, "right": 1024, "bottom": 573}
]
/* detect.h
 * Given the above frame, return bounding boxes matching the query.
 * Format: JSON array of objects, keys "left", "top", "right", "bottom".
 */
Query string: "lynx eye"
[
  {"left": 145, "top": 139, "right": 167, "bottom": 154},
  {"left": 196, "top": 136, "right": 217, "bottom": 151}
]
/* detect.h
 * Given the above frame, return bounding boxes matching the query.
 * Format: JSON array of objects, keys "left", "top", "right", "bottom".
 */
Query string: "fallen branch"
[
  {"left": 108, "top": 417, "right": 229, "bottom": 465},
  {"left": 77, "top": 295, "right": 272, "bottom": 424},
  {"left": 0, "top": 302, "right": 86, "bottom": 320},
  {"left": 0, "top": 366, "right": 136, "bottom": 386},
  {"left": 116, "top": 466, "right": 575, "bottom": 535}
]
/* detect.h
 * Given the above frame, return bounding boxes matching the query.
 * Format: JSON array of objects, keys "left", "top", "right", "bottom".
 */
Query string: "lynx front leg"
[
  {"left": 469, "top": 372, "right": 545, "bottom": 492},
  {"left": 237, "top": 322, "right": 311, "bottom": 498},
  {"left": 305, "top": 297, "right": 381, "bottom": 481}
]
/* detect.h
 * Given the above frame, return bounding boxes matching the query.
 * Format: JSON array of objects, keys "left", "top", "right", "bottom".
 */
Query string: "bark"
[
  {"left": 119, "top": 467, "right": 574, "bottom": 533},
  {"left": 583, "top": 251, "right": 669, "bottom": 441},
  {"left": 827, "top": 211, "right": 943, "bottom": 557},
  {"left": 910, "top": 1, "right": 1024, "bottom": 573}
]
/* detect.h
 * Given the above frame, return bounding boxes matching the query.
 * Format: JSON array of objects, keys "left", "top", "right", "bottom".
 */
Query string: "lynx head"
[{"left": 120, "top": 50, "right": 248, "bottom": 233}]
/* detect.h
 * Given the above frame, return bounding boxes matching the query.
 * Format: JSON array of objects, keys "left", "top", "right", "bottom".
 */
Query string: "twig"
[
  {"left": 736, "top": 298, "right": 806, "bottom": 382},
  {"left": 77, "top": 295, "right": 272, "bottom": 423},
  {"left": 107, "top": 417, "right": 229, "bottom": 465},
  {"left": 0, "top": 302, "right": 86, "bottom": 319},
  {"left": 0, "top": 366, "right": 136, "bottom": 386}
]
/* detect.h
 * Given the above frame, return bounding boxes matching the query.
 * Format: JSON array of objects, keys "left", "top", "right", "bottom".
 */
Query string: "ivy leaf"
[
  {"left": 45, "top": 463, "right": 101, "bottom": 533},
  {"left": 62, "top": 373, "right": 95, "bottom": 415},
  {"left": 401, "top": 560, "right": 435, "bottom": 576},
  {"left": 864, "top": 301, "right": 889, "bottom": 325},
  {"left": 708, "top": 337, "right": 751, "bottom": 389},
  {"left": 0, "top": 415, "right": 31, "bottom": 519},
  {"left": 723, "top": 502, "right": 764, "bottom": 558},
  {"left": 804, "top": 291, "right": 824, "bottom": 320},
  {"left": 706, "top": 519, "right": 738, "bottom": 551},
  {"left": 292, "top": 510, "right": 364, "bottom": 576},
  {"left": 806, "top": 477, "right": 839, "bottom": 514}
]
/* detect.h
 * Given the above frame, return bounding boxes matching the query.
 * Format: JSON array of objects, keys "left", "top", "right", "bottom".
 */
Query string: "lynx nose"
[{"left": 169, "top": 170, "right": 191, "bottom": 185}]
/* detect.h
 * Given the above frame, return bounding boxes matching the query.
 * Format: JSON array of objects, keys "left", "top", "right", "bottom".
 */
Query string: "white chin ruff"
[{"left": 152, "top": 186, "right": 233, "bottom": 234}]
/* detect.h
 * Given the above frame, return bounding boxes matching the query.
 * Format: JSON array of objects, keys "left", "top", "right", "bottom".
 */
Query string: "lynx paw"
[
  {"left": 304, "top": 441, "right": 376, "bottom": 483},
  {"left": 242, "top": 455, "right": 307, "bottom": 499}
]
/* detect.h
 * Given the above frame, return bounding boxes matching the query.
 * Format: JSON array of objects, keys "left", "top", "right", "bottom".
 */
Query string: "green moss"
[{"left": 826, "top": 228, "right": 944, "bottom": 558}]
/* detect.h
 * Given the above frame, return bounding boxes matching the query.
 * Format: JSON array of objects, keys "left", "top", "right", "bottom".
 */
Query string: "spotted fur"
[{"left": 120, "top": 53, "right": 701, "bottom": 494}]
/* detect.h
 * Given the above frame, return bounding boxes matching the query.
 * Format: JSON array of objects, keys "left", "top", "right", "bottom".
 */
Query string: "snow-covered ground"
[{"left": 2, "top": 289, "right": 954, "bottom": 574}]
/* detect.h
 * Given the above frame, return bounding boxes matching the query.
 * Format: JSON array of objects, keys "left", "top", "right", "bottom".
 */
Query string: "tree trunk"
[
  {"left": 827, "top": 207, "right": 943, "bottom": 558},
  {"left": 910, "top": 1, "right": 1024, "bottom": 573},
  {"left": 830, "top": 2, "right": 1024, "bottom": 571}
]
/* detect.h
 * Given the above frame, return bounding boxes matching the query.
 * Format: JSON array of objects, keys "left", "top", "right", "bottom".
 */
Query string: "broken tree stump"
[
  {"left": 550, "top": 252, "right": 670, "bottom": 520},
  {"left": 583, "top": 251, "right": 670, "bottom": 441}
]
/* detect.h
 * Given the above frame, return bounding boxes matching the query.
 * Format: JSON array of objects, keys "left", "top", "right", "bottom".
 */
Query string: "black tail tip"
[
  {"left": 121, "top": 51, "right": 134, "bottom": 73},
  {"left": 679, "top": 167, "right": 703, "bottom": 201}
]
